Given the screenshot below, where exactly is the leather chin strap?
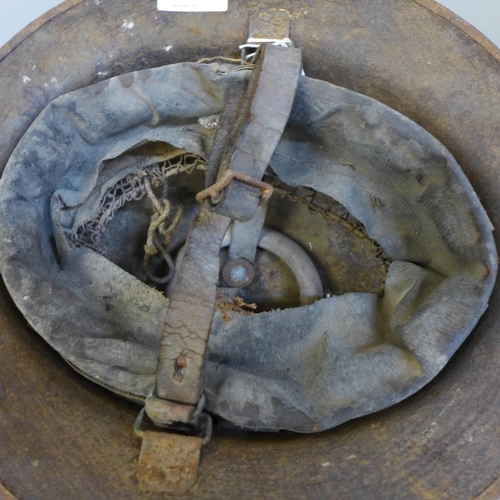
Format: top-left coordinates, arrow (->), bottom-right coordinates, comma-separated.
137,43 -> 302,494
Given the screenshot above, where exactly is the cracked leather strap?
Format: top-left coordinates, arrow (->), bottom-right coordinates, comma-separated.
203,44 -> 303,222
147,44 -> 303,426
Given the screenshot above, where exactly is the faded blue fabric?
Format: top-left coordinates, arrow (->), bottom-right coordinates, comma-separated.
0,63 -> 496,432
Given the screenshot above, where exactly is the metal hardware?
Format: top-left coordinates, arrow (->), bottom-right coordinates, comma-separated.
136,431 -> 203,494
228,201 -> 269,264
222,227 -> 324,306
240,9 -> 291,61
196,169 -> 274,205
2,3 -> 500,499
136,395 -> 213,445
222,257 -> 256,288
241,38 -> 295,62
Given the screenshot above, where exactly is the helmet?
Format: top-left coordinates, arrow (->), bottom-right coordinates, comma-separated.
0,2 -> 499,498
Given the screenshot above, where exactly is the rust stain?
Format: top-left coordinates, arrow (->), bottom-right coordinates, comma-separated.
0,0 -> 500,499
412,0 -> 500,63
0,0 -> 85,62
475,475 -> 500,500
0,483 -> 18,500
136,431 -> 202,494
216,291 -> 257,322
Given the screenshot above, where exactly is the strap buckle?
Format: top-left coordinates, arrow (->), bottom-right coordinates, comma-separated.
196,169 -> 274,205
135,394 -> 213,445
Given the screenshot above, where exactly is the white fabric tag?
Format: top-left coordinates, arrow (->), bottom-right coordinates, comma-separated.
157,0 -> 228,12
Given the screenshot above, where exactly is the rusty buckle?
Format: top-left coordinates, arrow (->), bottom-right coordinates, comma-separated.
195,169 -> 274,205
137,393 -> 213,443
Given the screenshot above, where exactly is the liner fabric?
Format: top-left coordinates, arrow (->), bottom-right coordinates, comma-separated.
0,63 -> 496,432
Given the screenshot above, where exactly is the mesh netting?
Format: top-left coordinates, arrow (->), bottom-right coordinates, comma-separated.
0,62 -> 495,432
65,153 -> 206,255
263,172 -> 392,272
64,153 -> 390,282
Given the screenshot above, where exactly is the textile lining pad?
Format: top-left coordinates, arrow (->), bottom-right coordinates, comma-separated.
0,62 -> 496,432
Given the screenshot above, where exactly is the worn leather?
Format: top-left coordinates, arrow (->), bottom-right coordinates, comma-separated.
0,62 -> 496,432
151,46 -> 303,419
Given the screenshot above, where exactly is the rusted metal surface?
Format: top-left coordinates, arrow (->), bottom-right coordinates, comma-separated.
413,0 -> 500,62
145,397 -> 197,426
222,258 -> 256,288
223,226 -> 325,303
475,476 -> 500,500
0,0 -> 84,62
255,227 -> 324,306
248,9 -> 291,41
0,0 -> 500,499
196,169 -> 274,205
0,483 -> 18,500
265,184 -> 388,298
137,432 -> 202,494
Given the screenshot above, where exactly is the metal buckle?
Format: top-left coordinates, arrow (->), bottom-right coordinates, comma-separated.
240,37 -> 295,63
196,169 -> 274,206
135,396 -> 212,493
135,407 -> 213,445
135,394 -> 213,445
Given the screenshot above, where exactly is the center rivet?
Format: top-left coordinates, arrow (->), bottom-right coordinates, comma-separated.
222,258 -> 255,288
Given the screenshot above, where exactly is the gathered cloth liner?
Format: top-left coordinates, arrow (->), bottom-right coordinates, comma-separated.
0,62 -> 496,432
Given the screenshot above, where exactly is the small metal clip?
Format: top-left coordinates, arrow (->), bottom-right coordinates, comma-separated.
196,169 -> 274,206
240,9 -> 293,62
135,393 -> 212,445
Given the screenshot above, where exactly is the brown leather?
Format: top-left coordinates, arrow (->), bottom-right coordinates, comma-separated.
149,44 -> 303,425
205,44 -> 303,222
154,208 -> 230,412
